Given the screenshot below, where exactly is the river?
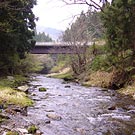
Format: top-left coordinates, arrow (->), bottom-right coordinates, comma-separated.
2,74 -> 135,135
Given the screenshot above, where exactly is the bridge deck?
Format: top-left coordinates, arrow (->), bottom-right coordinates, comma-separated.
31,45 -> 87,54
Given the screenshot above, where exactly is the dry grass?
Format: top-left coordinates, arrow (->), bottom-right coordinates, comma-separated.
0,86 -> 33,107
118,83 -> 135,99
82,71 -> 113,88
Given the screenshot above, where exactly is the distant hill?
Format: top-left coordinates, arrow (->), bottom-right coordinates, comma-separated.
36,26 -> 63,41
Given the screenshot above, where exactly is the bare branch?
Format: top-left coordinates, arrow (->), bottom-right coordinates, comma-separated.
61,0 -> 104,11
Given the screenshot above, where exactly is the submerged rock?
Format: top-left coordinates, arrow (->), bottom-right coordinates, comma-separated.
44,119 -> 51,124
39,87 -> 47,92
65,85 -> 71,88
46,113 -> 62,121
17,128 -> 28,134
74,128 -> 85,134
108,106 -> 116,110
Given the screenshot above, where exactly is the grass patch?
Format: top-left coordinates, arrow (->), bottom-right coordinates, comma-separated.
6,131 -> 19,135
118,82 -> 135,98
52,72 -> 74,81
0,86 -> 33,107
0,75 -> 28,88
82,71 -> 113,88
51,62 -> 66,73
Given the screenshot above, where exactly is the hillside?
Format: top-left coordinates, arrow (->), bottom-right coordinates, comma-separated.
36,26 -> 63,41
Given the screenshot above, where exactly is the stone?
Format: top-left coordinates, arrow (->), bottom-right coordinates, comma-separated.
7,76 -> 14,80
44,119 -> 51,124
2,132 -> 7,135
17,85 -> 29,93
17,128 -> 28,134
39,87 -> 47,92
44,109 -> 54,112
0,104 -> 4,109
74,128 -> 85,134
127,110 -> 135,114
46,113 -> 62,121
31,93 -> 36,96
108,106 -> 116,110
65,85 -> 71,88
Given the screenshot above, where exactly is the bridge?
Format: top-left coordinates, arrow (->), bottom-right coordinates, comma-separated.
30,42 -> 90,54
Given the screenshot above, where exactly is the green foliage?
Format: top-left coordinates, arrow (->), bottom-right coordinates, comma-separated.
100,0 -> 135,88
51,54 -> 70,73
91,55 -> 109,71
0,0 -> 37,75
28,125 -> 38,134
17,54 -> 54,74
87,10 -> 103,38
101,0 -> 135,70
6,131 -> 19,135
0,75 -> 27,88
34,31 -> 53,42
62,10 -> 103,42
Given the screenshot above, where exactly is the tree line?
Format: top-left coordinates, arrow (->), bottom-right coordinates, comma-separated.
34,31 -> 53,42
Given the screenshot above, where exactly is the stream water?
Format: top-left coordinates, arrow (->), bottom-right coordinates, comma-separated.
25,74 -> 135,135
2,74 -> 135,135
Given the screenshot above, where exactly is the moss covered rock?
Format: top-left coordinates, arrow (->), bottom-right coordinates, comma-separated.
39,87 -> 47,92
28,125 -> 38,134
6,131 -> 19,135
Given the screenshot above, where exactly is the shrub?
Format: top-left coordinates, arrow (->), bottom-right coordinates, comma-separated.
28,125 -> 38,134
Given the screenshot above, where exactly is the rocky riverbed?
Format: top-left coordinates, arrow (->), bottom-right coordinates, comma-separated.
1,74 -> 135,135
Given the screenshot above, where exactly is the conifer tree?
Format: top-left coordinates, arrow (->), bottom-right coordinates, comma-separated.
0,0 -> 37,74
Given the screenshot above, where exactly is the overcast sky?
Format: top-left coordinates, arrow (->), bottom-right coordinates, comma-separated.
33,0 -> 89,30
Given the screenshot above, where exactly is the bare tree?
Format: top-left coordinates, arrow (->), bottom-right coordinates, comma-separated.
62,12 -> 90,75
62,10 -> 103,75
61,0 -> 109,12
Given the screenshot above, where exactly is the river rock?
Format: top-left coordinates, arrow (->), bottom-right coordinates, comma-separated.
74,128 -> 85,134
7,76 -> 14,80
108,106 -> 116,110
3,131 -> 7,135
17,85 -> 29,93
65,85 -> 71,88
127,110 -> 135,114
44,119 -> 51,124
46,113 -> 62,121
17,128 -> 28,134
39,87 -> 47,92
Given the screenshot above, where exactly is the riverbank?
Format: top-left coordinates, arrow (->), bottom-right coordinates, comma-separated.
1,74 -> 135,134
49,68 -> 135,100
0,75 -> 41,134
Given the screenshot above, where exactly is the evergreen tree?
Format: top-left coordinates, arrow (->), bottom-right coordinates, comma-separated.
101,0 -> 135,87
0,0 -> 37,74
34,32 -> 53,42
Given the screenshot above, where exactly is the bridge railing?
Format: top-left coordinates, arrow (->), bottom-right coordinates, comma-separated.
35,42 -> 93,46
